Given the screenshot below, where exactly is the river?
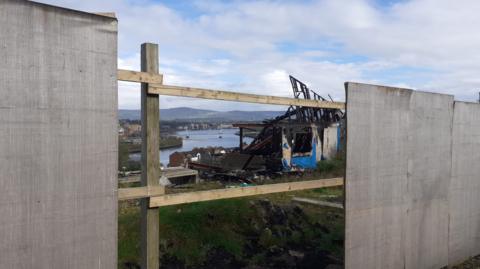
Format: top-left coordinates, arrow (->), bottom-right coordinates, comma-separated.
130,128 -> 253,166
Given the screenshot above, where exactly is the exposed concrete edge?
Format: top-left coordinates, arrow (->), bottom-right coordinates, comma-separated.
454,100 -> 480,105
345,81 -> 413,92
93,12 -> 117,18
344,81 -> 455,99
29,0 -> 118,20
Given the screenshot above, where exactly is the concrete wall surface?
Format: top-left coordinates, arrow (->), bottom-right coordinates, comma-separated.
322,124 -> 339,160
449,101 -> 480,265
0,1 -> 118,268
345,82 -> 462,269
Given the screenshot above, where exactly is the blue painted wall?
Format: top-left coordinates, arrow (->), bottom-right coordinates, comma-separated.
290,141 -> 317,169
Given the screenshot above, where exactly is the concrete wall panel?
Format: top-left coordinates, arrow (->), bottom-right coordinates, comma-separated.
345,82 -> 454,269
345,83 -> 410,269
404,91 -> 452,269
449,101 -> 480,265
0,1 -> 117,268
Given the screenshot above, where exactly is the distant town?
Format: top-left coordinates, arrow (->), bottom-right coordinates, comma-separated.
117,118 -> 239,171
118,119 -> 235,139
117,108 -> 286,171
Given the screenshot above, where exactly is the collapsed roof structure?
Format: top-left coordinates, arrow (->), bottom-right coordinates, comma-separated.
187,76 -> 345,181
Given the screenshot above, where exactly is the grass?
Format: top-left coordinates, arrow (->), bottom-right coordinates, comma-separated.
117,155 -> 346,268
118,202 -> 140,266
316,154 -> 345,178
118,186 -> 344,268
158,199 -> 251,266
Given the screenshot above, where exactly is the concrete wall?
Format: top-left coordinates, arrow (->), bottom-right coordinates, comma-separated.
0,1 -> 117,268
323,124 -> 339,159
344,82 -> 470,269
449,102 -> 480,265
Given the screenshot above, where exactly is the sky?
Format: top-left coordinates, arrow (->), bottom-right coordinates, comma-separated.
38,0 -> 480,111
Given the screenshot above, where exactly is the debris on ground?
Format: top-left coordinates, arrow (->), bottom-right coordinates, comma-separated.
452,255 -> 480,269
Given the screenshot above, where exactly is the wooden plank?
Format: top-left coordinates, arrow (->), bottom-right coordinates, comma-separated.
118,186 -> 166,201
149,178 -> 343,207
118,69 -> 163,84
140,43 -> 163,269
162,167 -> 198,179
148,84 -> 345,109
292,197 -> 343,209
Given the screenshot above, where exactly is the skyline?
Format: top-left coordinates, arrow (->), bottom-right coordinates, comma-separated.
39,0 -> 480,111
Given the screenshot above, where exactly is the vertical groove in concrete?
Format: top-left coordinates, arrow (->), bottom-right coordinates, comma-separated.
0,1 -> 118,268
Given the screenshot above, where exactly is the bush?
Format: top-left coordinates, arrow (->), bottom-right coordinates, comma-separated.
316,155 -> 345,176
118,141 -> 130,170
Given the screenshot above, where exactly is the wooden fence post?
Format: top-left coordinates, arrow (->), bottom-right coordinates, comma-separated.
140,43 -> 164,269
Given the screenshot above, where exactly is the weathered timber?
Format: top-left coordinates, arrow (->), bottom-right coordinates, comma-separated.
149,178 -> 344,207
118,186 -> 165,201
140,43 -> 163,269
148,84 -> 345,109
118,69 -> 163,84
292,197 -> 344,209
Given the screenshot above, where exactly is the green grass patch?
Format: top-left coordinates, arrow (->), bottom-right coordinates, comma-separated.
316,154 -> 345,178
117,190 -> 345,268
158,199 -> 252,266
118,204 -> 140,267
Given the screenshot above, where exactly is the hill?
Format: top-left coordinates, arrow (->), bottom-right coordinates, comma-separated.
119,107 -> 285,122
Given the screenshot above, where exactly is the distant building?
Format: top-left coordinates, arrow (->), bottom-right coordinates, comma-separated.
118,126 -> 125,137
124,123 -> 141,136
218,123 -> 233,129
169,152 -> 187,167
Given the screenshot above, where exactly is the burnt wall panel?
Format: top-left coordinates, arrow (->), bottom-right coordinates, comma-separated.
0,1 -> 117,268
345,82 -> 453,269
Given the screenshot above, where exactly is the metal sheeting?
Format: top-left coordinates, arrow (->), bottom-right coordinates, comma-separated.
345,82 -> 454,269
449,102 -> 480,265
0,1 -> 117,268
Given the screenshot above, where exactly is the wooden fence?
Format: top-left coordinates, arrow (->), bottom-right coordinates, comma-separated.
117,43 -> 345,269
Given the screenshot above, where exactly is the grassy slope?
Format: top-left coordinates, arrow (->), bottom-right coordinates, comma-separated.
118,190 -> 344,268
118,157 -> 345,268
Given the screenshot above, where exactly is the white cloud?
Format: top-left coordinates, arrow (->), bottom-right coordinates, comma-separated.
37,0 -> 480,110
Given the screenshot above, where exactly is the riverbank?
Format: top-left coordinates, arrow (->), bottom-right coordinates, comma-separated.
122,136 -> 183,153
129,129 -> 253,167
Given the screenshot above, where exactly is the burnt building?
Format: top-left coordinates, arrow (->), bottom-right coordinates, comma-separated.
187,76 -> 344,180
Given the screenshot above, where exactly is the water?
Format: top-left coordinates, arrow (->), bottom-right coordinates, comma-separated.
130,128 -> 253,166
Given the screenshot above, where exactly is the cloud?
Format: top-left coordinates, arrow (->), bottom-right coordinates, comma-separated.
37,0 -> 480,110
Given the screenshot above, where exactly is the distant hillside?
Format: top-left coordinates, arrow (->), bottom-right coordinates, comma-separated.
119,107 -> 285,122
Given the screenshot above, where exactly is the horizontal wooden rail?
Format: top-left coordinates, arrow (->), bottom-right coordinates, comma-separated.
118,69 -> 163,84
116,69 -> 345,109
148,84 -> 345,109
149,177 -> 343,207
118,186 -> 165,201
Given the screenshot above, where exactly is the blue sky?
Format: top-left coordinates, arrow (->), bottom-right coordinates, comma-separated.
39,0 -> 480,110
